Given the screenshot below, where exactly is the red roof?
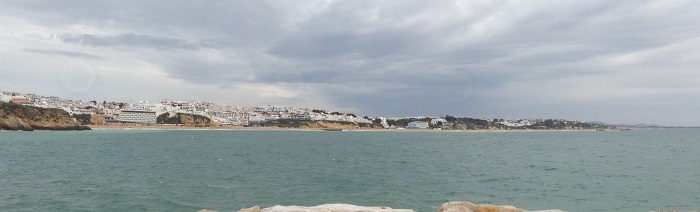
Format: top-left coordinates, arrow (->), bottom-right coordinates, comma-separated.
10,97 -> 30,103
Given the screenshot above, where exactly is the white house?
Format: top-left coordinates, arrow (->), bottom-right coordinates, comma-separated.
378,117 -> 389,128
431,118 -> 448,126
0,93 -> 10,103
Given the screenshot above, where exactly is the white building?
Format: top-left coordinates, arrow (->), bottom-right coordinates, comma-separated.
0,93 -> 10,102
103,109 -> 115,119
407,121 -> 429,129
120,110 -> 157,124
431,118 -> 448,126
499,119 -> 532,127
378,117 -> 389,128
248,116 -> 267,123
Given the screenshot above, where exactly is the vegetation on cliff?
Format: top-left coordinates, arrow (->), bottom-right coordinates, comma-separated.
0,102 -> 90,131
72,114 -> 93,125
72,114 -> 106,125
156,112 -> 183,124
156,112 -> 212,127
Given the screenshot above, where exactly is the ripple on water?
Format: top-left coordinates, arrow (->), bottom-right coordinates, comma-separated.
1,129 -> 700,212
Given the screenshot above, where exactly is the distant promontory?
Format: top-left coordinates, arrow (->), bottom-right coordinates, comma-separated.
0,102 -> 90,131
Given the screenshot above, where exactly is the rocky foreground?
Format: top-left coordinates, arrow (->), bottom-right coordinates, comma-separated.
200,202 -> 567,212
0,102 -> 90,131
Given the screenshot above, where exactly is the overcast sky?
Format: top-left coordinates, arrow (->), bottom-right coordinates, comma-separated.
1,1 -> 699,126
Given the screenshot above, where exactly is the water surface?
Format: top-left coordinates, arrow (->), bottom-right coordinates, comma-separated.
1,129 -> 699,211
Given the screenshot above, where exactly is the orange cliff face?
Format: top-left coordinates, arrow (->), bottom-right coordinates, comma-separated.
177,113 -> 212,127
0,102 -> 91,131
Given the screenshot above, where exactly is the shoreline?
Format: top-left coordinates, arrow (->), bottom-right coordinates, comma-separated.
86,124 -> 622,132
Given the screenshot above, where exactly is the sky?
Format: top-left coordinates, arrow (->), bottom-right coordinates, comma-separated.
1,1 -> 699,126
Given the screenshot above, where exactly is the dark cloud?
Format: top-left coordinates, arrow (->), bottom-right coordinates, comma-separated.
2,1 -> 700,125
150,54 -> 253,85
268,29 -> 422,59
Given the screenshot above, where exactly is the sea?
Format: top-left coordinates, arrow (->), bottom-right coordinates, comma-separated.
1,129 -> 699,212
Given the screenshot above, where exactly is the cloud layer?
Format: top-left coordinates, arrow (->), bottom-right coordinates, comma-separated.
1,0 -> 699,125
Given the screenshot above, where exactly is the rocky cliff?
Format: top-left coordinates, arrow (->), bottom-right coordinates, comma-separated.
157,112 -> 213,127
178,113 -> 212,127
0,102 -> 91,131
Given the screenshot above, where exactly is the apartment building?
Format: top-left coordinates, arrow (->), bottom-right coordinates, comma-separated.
120,110 -> 157,124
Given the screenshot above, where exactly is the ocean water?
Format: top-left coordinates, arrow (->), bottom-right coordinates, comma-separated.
1,129 -> 699,212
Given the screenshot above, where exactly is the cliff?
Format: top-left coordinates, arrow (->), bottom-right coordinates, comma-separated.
178,113 -> 212,127
0,102 -> 91,131
157,112 -> 213,127
72,113 -> 106,125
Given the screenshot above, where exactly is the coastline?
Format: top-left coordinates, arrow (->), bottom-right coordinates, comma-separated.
86,124 -> 618,132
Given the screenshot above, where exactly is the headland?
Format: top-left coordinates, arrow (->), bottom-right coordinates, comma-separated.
0,102 -> 90,131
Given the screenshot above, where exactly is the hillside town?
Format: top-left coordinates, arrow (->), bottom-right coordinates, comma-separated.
0,89 -> 612,130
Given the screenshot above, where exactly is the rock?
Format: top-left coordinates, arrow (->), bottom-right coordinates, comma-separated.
178,113 -> 211,127
199,209 -> 219,212
0,115 -> 33,131
438,201 -> 526,212
239,205 -> 261,212
239,204 -> 414,212
233,203 -> 565,212
90,114 -> 105,125
0,102 -> 90,131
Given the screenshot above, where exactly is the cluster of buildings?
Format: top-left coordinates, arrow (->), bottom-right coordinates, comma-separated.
2,90 -> 585,129
1,91 -> 98,114
399,118 -> 579,129
0,90 -> 372,126
498,119 -> 533,127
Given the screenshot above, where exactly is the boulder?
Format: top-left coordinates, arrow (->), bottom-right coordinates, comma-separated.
239,204 -> 414,212
239,205 -> 261,212
438,201 -> 526,212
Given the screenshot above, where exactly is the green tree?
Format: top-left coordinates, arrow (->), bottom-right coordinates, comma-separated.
72,114 -> 92,125
543,119 -> 555,128
156,112 -> 183,124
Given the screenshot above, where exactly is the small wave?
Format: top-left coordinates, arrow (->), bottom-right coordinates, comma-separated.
477,177 -> 503,183
204,182 -> 230,189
